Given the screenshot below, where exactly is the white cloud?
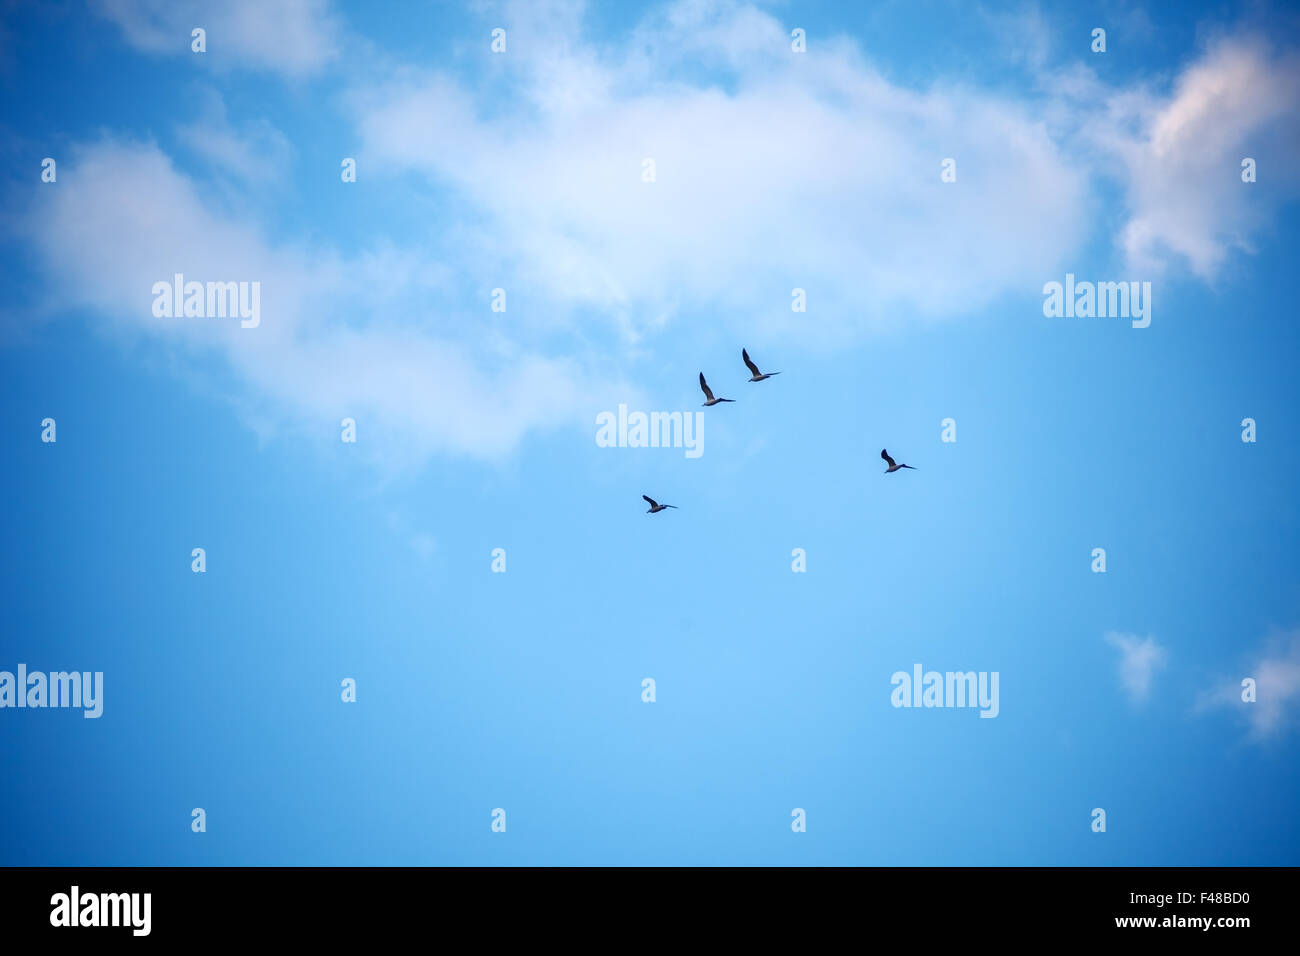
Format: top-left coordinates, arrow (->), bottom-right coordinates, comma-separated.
17,139 -> 629,466
1199,630 -> 1300,740
1104,631 -> 1168,704
1051,35 -> 1300,278
92,0 -> 341,76
351,0 -> 1092,345
1121,39 -> 1300,276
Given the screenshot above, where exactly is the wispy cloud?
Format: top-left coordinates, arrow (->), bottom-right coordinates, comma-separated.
1198,629 -> 1300,740
1104,631 -> 1168,704
15,139 -> 632,467
91,0 -> 342,76
175,88 -> 293,186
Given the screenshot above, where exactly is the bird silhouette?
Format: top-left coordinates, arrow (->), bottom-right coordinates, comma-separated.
643,495 -> 678,514
881,449 -> 916,473
742,348 -> 781,382
699,372 -> 735,406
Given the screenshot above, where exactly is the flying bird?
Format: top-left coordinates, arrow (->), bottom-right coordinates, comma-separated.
881,449 -> 916,473
742,348 -> 781,382
698,372 -> 735,406
643,495 -> 678,514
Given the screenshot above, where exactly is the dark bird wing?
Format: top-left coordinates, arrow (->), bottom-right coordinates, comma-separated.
642,495 -> 658,508
742,349 -> 761,378
699,373 -> 715,402
881,449 -> 897,468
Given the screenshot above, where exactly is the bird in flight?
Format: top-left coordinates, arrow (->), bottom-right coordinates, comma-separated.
881,449 -> 916,473
742,348 -> 781,382
698,372 -> 735,406
643,495 -> 678,514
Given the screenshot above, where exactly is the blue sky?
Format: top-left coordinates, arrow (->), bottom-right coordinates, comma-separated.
1,0 -> 1299,865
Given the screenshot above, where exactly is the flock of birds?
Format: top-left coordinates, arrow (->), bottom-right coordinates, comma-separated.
643,348 -> 915,514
